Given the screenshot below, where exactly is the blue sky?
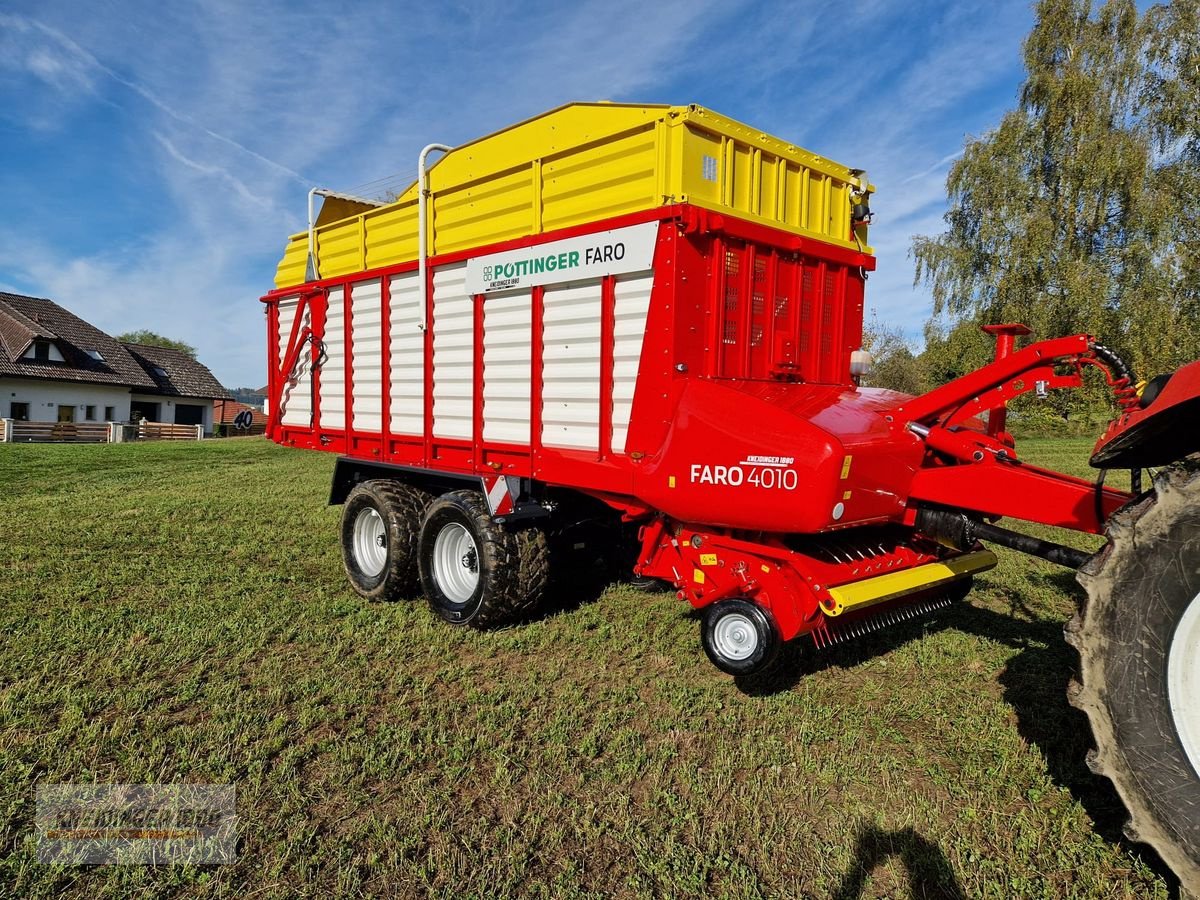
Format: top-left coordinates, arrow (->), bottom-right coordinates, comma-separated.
0,1 -> 1033,388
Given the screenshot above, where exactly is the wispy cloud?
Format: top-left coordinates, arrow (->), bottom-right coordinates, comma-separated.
899,150 -> 963,186
1,12 -> 310,185
153,133 -> 277,213
0,12 -> 95,95
0,231 -> 268,389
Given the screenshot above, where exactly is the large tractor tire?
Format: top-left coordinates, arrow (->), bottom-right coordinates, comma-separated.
418,490 -> 549,629
1070,460 -> 1200,892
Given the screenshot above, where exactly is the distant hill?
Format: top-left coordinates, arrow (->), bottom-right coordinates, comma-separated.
229,386 -> 266,406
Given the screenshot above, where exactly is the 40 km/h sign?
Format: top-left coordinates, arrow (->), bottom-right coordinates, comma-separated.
233,409 -> 255,430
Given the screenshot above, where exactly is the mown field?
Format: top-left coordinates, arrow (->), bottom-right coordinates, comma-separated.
0,438 -> 1174,898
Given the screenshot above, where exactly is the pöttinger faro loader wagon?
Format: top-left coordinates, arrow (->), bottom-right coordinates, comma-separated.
262,103 -> 1200,888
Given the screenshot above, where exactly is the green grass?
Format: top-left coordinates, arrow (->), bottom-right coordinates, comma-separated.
0,437 -> 1171,898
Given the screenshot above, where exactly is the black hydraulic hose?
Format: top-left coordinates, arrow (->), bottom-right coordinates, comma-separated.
1089,340 -> 1133,384
973,521 -> 1092,570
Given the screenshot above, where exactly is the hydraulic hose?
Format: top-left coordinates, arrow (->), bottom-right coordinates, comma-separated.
1089,341 -> 1133,384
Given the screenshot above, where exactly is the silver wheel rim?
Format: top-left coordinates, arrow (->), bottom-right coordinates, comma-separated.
1168,590 -> 1200,777
353,507 -> 387,577
432,523 -> 479,604
713,612 -> 759,662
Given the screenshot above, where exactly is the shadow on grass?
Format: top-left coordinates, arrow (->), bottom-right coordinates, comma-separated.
732,590 -> 1182,895
832,823 -> 964,900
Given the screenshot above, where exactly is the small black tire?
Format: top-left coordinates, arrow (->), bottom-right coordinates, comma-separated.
418,490 -> 548,629
1071,460 -> 1200,892
700,598 -> 781,676
946,575 -> 975,604
340,480 -> 430,601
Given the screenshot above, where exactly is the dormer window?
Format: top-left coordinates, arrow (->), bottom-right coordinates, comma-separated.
85,349 -> 105,361
151,365 -> 168,377
22,340 -> 64,362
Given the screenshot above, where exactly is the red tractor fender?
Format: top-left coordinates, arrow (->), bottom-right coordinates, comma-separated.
1092,358 -> 1200,468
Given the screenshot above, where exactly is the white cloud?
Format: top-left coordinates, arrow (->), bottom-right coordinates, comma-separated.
0,232 -> 268,388
0,13 -> 95,95
153,133 -> 278,213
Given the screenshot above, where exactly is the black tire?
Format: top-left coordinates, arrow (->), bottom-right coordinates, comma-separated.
1070,460 -> 1200,892
418,490 -> 548,629
340,480 -> 430,601
946,574 -> 975,604
700,598 -> 781,676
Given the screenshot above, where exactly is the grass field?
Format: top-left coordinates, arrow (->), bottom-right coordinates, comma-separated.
0,437 -> 1174,898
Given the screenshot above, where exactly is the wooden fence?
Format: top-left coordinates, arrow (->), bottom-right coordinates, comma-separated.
0,419 -> 205,443
137,422 -> 204,441
5,421 -> 111,443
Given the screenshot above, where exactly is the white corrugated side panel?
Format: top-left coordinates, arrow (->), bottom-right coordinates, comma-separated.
611,270 -> 653,454
322,286 -> 347,428
542,278 -> 602,451
351,278 -> 383,432
276,296 -> 312,427
482,288 -> 532,444
388,271 -> 424,436
432,262 -> 473,439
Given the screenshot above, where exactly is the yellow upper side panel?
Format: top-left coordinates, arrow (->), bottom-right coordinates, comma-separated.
273,103 -> 871,289
276,235 -> 309,289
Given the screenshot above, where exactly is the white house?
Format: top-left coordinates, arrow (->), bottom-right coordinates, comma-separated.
0,291 -> 230,435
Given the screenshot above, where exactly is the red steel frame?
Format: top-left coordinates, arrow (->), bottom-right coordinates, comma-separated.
263,203 -> 1136,643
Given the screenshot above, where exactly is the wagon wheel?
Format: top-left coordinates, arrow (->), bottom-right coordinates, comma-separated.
340,480 -> 431,601
418,490 -> 548,628
1070,459 -> 1200,893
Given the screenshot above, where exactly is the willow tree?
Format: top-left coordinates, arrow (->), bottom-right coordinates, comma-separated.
912,0 -> 1200,414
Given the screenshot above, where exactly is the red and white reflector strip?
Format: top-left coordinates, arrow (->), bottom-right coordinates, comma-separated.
484,476 -> 515,516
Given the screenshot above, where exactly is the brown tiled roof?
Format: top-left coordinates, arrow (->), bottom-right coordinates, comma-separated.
212,399 -> 267,425
0,298 -> 57,359
123,343 -> 231,400
0,292 -> 158,388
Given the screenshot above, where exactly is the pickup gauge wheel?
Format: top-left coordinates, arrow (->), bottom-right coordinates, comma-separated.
419,490 -> 548,628
701,598 -> 781,676
340,480 -> 430,601
1072,460 -> 1200,892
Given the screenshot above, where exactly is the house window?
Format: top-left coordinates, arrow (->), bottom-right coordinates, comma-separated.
174,403 -> 205,426
85,405 -> 96,421
130,400 -> 160,422
86,349 -> 105,361
104,406 -> 115,421
151,365 -> 168,378
10,402 -> 28,421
